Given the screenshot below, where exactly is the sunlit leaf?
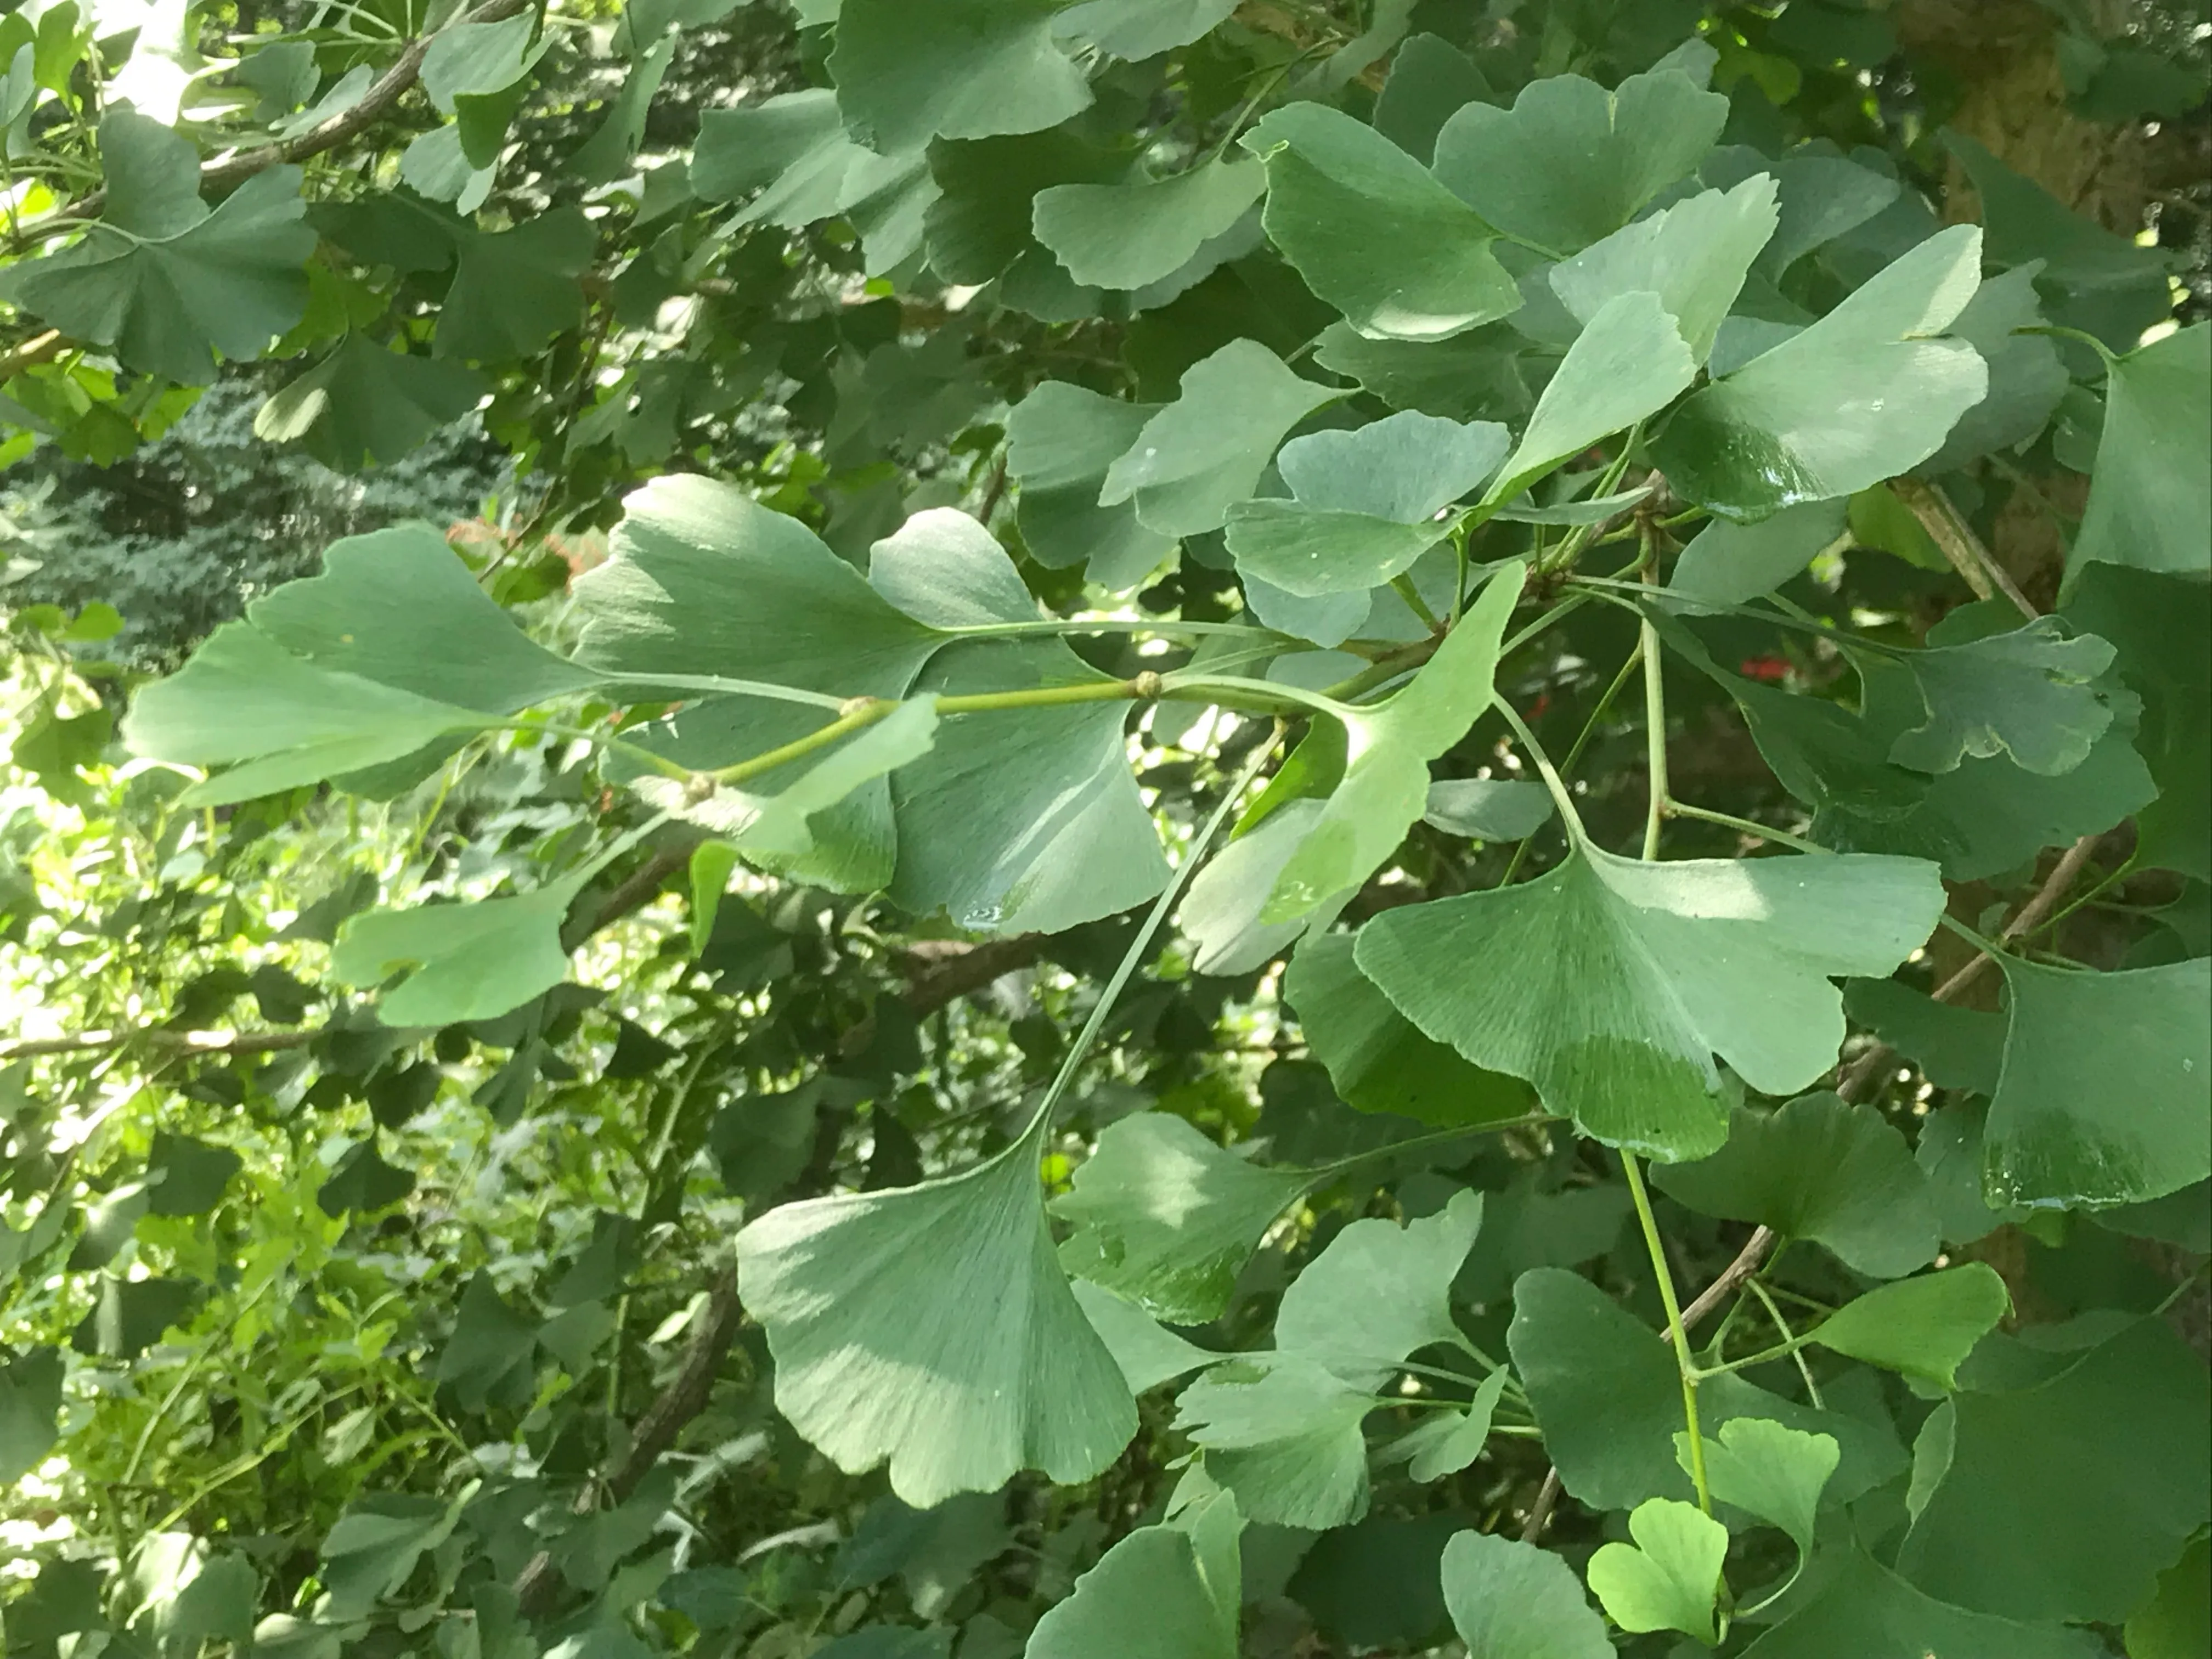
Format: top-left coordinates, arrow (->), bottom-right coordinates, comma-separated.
1585,1498 -> 1728,1643
1810,1263 -> 2010,1388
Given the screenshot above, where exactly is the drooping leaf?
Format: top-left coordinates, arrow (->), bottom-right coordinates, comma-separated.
1098,340 -> 1339,537
1668,499 -> 1848,607
1483,291 -> 1695,507
1262,559 -> 1524,921
1652,227 -> 1990,518
1312,320 -> 1535,424
0,1349 -> 64,1483
0,112 -> 312,385
1283,930 -> 1537,1127
1422,777 -> 1554,840
1054,1112 -> 1315,1325
2070,322 -> 2210,577
1032,158 -> 1264,291
122,623 -> 493,807
1549,176 -> 1779,362
433,210 -> 596,363
1025,1483 -> 1242,1659
1920,264 -> 2070,474
434,1272 -> 540,1412
1003,381 -> 1175,589
1650,1093 -> 1940,1279
925,129 -> 1121,295
1885,619 -> 2118,776
1223,410 -> 1506,596
1898,1317 -> 2211,1624
1239,102 -> 1519,341
1681,1417 -> 1838,1553
1173,1356 -> 1375,1529
319,1493 -> 464,1620
1070,1282 -> 1218,1395
72,1277 -> 199,1359
1388,1368 -> 1508,1481
317,1141 -> 416,1216
1737,1540 -> 2105,1659
1982,955 -> 2212,1209
1357,840 -> 1945,1160
735,1117 -> 1136,1508
144,1132 -> 242,1218
1180,800 -> 1337,975
1585,1498 -> 1729,1644
828,0 -> 1092,153
1272,1189 -> 1485,1386
255,335 -> 487,471
1431,62 -> 1728,253
1054,0 -> 1239,60
1810,1263 -> 2010,1388
1439,1530 -> 1612,1659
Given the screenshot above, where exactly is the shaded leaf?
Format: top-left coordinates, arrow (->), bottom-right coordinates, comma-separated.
1033,157 -> 1263,290
2072,322 -> 2209,578
1812,1263 -> 2010,1388
433,209 -> 596,363
1273,1188 -> 1485,1387
1174,1356 -> 1374,1529
1886,619 -> 2117,776
254,335 -> 486,471
1004,381 -> 1175,589
0,1348 -> 64,1483
1669,499 -> 1847,607
1440,1530 -> 1612,1659
1738,1539 -> 2104,1659
1550,176 -> 1778,362
1681,1416 -> 1838,1552
829,0 -> 1091,153
1025,1485 -> 1241,1659
331,871 -> 591,1029
1071,1282 -> 1218,1394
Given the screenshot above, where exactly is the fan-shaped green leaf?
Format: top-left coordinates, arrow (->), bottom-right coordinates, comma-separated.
1032,157 -> 1263,290
1054,1113 -> 1315,1324
1003,381 -> 1175,589
1070,1282 -> 1218,1395
736,1115 -> 1136,1509
1586,1498 -> 1728,1643
433,209 -> 596,363
1651,1093 -> 1939,1279
1098,340 -> 1339,537
1026,1482 -> 1242,1659
1440,1531 -> 1612,1659
1679,1417 -> 1837,1552
1652,226 -> 1989,518
1240,102 -> 1519,341
1669,499 -> 1847,607
1886,619 -> 2118,776
1738,1541 -> 2104,1659
828,0 -> 1091,153
1180,800 -> 1341,975
1812,1263 -> 2010,1388
1273,1188 -> 1485,1386
331,870 -> 592,1029
1422,777 -> 1554,839
1055,0 -> 1239,60
1550,176 -> 1779,362
1174,1356 -> 1374,1529
255,336 -> 487,471
1388,1369 -> 1508,1481
2071,322 -> 2209,577
1357,839 -> 1945,1160
1431,63 -> 1727,254
1983,955 -> 2212,1209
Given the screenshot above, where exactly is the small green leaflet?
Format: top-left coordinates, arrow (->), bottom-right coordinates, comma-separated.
1272,1188 -> 1486,1387
433,210 -> 597,363
1810,1263 -> 2010,1389
1032,157 -> 1263,291
1025,1483 -> 1242,1659
1261,559 -> 1524,922
256,335 -> 487,471
1440,1531 -> 1612,1659
1679,1417 -> 1838,1554
331,870 -> 592,1029
1653,225 -> 1990,518
1585,1498 -> 1729,1643
0,112 -> 313,385
1053,1112 -> 1316,1325
1386,1369 -> 1509,1481
828,0 -> 1091,153
687,842 -> 738,956
1070,1282 -> 1218,1395
1983,955 -> 2212,1209
1178,800 -> 1338,975
319,1493 -> 465,1620
1669,498 -> 1847,606
1423,778 -> 1555,840
1003,381 -> 1173,590
1431,61 -> 1728,254
1651,1093 -> 1940,1279
1549,176 -> 1780,362
1174,1356 -> 1375,1529
1224,410 -> 1506,597
1098,340 -> 1339,537
1884,617 -> 2118,776
1240,101 -> 1520,341
2070,321 -> 2210,577
1356,839 -> 1945,1160
735,1111 -> 1136,1508
0,1350 -> 64,1485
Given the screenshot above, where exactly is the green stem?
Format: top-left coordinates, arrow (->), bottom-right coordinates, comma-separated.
514,719 -> 696,781
1391,572 -> 1442,630
1746,1278 -> 1824,1409
1623,1151 -> 1712,1514
1495,699 -> 1590,841
1499,641 -> 1642,886
1640,566 -> 1668,862
1667,800 -> 1829,855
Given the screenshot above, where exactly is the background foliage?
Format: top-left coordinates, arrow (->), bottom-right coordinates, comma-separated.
0,2 -> 2208,1657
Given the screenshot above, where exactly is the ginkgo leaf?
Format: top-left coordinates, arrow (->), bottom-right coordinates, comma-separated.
1387,1369 -> 1508,1481
1669,499 -> 1848,606
1272,1189 -> 1485,1387
255,335 -> 487,471
248,523 -> 604,714
1678,1417 -> 1838,1553
1440,1531 -> 1613,1659
432,210 -> 597,363
2070,321 -> 2209,578
331,871 -> 592,1028
1739,1541 -> 2106,1659
1811,1263 -> 2010,1388
1053,1112 -> 1316,1324
1025,1483 -> 1242,1659
1884,618 -> 2118,776
1983,955 -> 2212,1209
1174,1356 -> 1374,1529
1180,800 -> 1345,976
828,0 -> 1092,153
121,622 -> 493,808
1240,101 -> 1519,341
1431,62 -> 1728,253
0,112 -> 313,385
736,1114 -> 1136,1509
1098,340 -> 1339,537
1652,227 -> 1990,518
1356,839 -> 1946,1160
1261,560 -> 1524,922
1071,1282 -> 1218,1395
1651,1093 -> 1939,1279
1003,381 -> 1175,590
1224,410 -> 1507,596
1549,176 -> 1779,362
1283,931 -> 1537,1127
1422,777 -> 1555,840
1585,1498 -> 1728,1643
1483,292 -> 1695,509
1032,157 -> 1264,290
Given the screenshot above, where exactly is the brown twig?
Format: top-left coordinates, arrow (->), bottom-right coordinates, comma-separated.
1891,477 -> 2038,620
14,0 -> 532,242
0,329 -> 66,380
